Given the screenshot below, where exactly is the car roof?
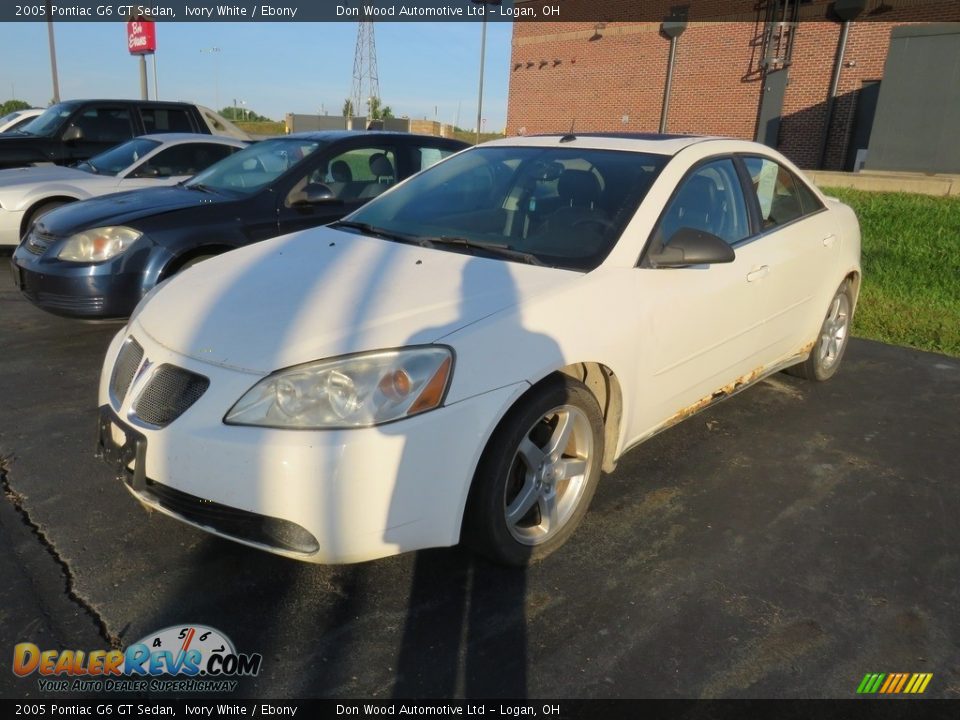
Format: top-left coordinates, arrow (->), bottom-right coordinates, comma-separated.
481,132 -> 718,156
51,99 -> 198,107
137,133 -> 248,145
283,130 -> 468,144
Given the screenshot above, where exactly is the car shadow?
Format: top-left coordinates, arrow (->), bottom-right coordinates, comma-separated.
383,257 -> 565,698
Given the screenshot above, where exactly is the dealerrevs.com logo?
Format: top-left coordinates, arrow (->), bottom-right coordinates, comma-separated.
13,624 -> 262,693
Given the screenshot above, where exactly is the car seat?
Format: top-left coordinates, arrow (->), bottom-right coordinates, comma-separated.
526,169 -> 610,257
660,174 -> 722,242
358,153 -> 395,199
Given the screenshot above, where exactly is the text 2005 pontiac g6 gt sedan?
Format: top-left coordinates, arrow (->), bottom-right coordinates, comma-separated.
96,134 -> 860,566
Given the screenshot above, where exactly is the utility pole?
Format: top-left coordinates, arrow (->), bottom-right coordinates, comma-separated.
476,13 -> 487,143
45,0 -> 60,103
152,53 -> 159,100
139,55 -> 148,100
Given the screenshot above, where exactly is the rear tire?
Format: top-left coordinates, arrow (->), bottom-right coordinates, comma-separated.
786,280 -> 854,382
462,375 -> 604,566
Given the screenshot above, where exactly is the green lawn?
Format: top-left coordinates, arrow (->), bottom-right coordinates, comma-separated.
821,187 -> 960,357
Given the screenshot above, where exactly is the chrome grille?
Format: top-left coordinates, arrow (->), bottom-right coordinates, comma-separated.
109,338 -> 143,406
133,364 -> 209,427
25,230 -> 54,255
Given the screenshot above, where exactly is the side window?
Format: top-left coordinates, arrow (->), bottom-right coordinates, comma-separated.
136,143 -> 237,178
743,157 -> 820,229
72,107 -> 134,144
141,108 -> 194,133
658,158 -> 750,246
410,145 -> 458,172
287,147 -> 397,205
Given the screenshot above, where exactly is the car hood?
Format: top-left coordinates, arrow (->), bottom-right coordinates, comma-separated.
0,165 -> 93,190
34,185 -> 227,236
134,226 -> 576,374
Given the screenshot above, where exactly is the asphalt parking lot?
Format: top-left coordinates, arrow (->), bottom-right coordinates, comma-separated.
1,257 -> 959,700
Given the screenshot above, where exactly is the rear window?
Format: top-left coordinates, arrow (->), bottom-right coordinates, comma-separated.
141,108 -> 194,133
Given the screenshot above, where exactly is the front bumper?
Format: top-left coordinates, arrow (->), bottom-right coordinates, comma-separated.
97,325 -> 524,564
11,240 -> 149,319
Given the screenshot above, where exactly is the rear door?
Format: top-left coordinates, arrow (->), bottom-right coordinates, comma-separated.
738,155 -> 838,359
138,105 -> 197,135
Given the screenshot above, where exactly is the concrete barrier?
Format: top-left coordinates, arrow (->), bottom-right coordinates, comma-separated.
808,170 -> 960,197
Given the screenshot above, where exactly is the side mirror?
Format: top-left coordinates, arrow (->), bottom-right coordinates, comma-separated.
62,126 -> 83,143
650,227 -> 735,268
293,183 -> 340,206
132,165 -> 161,178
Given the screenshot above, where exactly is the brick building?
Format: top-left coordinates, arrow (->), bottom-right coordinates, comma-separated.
505,0 -> 959,170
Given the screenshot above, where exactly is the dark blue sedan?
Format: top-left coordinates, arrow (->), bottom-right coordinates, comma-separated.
11,131 -> 467,319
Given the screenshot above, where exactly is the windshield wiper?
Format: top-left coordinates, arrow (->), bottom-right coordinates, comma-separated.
331,220 -> 425,246
77,161 -> 97,174
185,183 -> 217,194
419,235 -> 545,266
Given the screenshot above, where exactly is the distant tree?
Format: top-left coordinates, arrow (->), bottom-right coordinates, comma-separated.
342,98 -> 354,118
368,96 -> 393,121
219,106 -> 270,122
1,99 -> 31,115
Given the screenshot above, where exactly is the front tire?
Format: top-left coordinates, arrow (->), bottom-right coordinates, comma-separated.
24,199 -> 69,234
463,375 -> 604,566
787,280 -> 854,381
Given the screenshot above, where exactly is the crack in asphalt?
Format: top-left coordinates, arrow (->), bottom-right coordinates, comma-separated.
0,454 -> 121,649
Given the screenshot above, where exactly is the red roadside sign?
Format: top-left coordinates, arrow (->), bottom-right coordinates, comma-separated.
127,21 -> 156,55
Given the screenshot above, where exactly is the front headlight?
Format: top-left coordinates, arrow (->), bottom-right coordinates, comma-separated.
57,226 -> 141,262
224,347 -> 454,429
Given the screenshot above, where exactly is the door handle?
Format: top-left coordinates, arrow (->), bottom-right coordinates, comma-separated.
822,234 -> 837,247
746,266 -> 770,282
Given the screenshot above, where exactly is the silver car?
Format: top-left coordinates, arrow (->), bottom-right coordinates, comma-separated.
0,133 -> 247,246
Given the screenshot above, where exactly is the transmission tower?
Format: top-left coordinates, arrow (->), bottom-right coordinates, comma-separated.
350,21 -> 380,118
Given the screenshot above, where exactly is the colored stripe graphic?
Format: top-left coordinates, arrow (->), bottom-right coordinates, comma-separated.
879,674 -> 895,693
857,673 -> 932,694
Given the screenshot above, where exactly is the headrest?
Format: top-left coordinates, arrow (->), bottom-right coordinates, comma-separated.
369,153 -> 394,178
331,160 -> 352,183
558,169 -> 601,205
677,175 -> 717,205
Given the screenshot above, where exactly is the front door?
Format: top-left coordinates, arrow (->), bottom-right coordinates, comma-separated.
277,143 -> 401,236
630,157 -> 772,441
62,105 -> 136,163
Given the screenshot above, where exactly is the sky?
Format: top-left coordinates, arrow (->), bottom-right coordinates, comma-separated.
0,21 -> 514,131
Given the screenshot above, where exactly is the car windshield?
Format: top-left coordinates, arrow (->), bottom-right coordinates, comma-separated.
16,103 -> 77,137
0,110 -> 25,126
184,137 -> 325,195
76,137 -> 161,176
342,145 -> 669,271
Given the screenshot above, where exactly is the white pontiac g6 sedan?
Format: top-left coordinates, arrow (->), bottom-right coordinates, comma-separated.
96,134 -> 861,566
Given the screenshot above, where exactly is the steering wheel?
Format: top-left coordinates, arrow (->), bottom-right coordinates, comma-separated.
572,217 -> 613,233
